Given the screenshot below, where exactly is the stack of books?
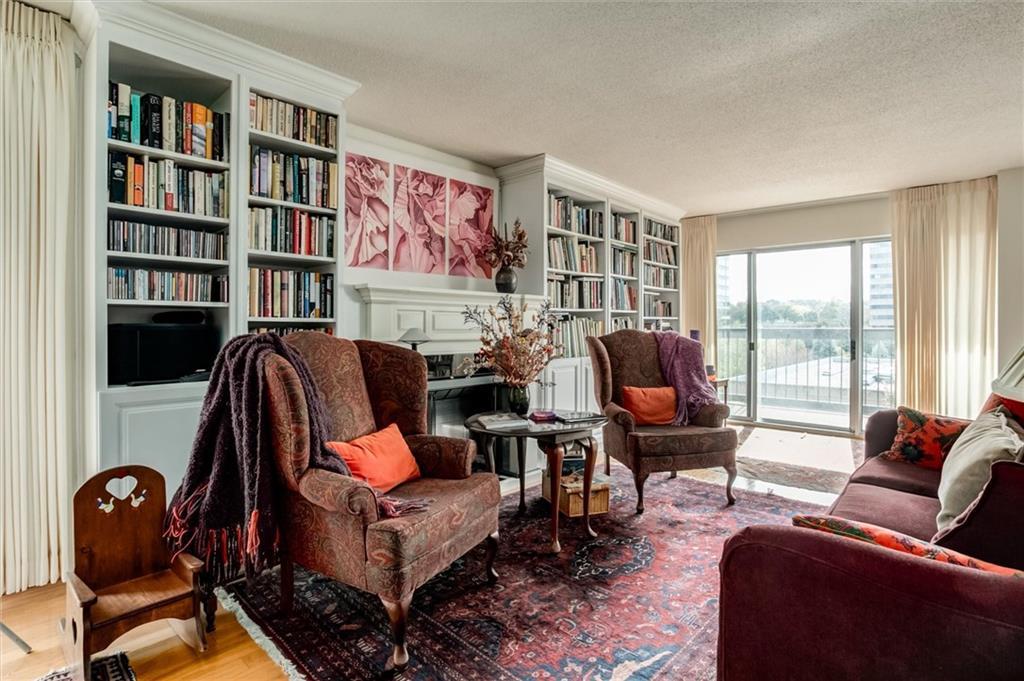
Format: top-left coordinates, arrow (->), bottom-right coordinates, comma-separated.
547,236 -> 578,271
612,215 -> 637,244
548,195 -> 605,237
108,220 -> 226,260
576,243 -> 599,273
555,316 -> 604,358
644,299 -> 674,317
644,242 -> 677,267
108,152 -> 229,217
250,146 -> 338,209
611,249 -> 636,277
645,219 -> 679,243
107,82 -> 229,161
611,280 -> 638,310
249,206 -> 335,257
249,93 -> 338,150
248,268 -> 334,319
107,268 -> 228,303
644,266 -> 677,289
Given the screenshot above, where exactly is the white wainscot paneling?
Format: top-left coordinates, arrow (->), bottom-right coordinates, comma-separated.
98,383 -> 207,496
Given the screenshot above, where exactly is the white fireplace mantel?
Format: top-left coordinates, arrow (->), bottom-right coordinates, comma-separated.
354,284 -> 546,354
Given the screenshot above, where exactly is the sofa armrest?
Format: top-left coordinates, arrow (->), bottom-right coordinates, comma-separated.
297,467 -> 379,525
864,409 -> 899,458
934,460 -> 1024,571
719,525 -> 1024,681
65,572 -> 97,608
604,402 -> 636,432
691,402 -> 730,427
405,434 -> 474,479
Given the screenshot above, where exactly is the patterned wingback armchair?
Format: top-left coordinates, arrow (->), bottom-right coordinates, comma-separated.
586,329 -> 738,513
263,332 -> 500,672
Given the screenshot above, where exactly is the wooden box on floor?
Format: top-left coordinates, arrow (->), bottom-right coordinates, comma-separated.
542,470 -> 611,517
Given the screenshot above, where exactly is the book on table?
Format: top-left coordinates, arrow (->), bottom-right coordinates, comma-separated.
477,413 -> 526,430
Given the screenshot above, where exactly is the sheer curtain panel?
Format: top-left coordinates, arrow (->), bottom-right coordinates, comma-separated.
681,215 -> 718,365
1,0 -> 83,593
892,177 -> 998,418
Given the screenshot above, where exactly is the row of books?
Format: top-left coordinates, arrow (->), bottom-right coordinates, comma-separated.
611,249 -> 636,277
645,299 -> 675,317
250,147 -> 339,209
548,237 -> 599,273
644,242 -> 677,267
107,267 -> 228,303
251,326 -> 335,336
555,316 -> 604,358
611,280 -> 638,311
249,93 -> 338,151
549,278 -> 602,310
548,195 -> 604,237
109,152 -> 229,218
108,220 -> 227,261
249,206 -> 335,257
612,316 -> 637,331
644,319 -> 675,331
644,266 -> 678,289
645,219 -> 679,243
612,215 -> 638,244
107,82 -> 228,161
248,268 -> 334,319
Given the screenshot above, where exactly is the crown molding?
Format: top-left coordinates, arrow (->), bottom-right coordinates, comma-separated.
94,0 -> 361,100
716,190 -> 890,219
496,154 -> 685,222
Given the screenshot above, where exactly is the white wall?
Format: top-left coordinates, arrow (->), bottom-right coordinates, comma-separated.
340,125 -> 501,338
997,167 -> 1024,369
716,193 -> 890,252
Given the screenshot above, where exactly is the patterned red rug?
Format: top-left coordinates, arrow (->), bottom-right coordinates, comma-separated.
218,467 -> 824,680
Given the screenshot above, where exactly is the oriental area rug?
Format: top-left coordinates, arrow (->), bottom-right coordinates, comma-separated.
218,468 -> 823,680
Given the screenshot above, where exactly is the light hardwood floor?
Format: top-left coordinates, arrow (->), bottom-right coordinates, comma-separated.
0,583 -> 283,680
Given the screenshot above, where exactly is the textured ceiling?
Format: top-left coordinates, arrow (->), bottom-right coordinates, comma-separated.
155,1 -> 1024,214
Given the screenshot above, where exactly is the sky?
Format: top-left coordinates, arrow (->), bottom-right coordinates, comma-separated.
721,245 -> 856,303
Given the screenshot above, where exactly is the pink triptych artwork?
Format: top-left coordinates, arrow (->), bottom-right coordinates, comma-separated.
344,153 -> 390,270
392,165 -> 447,274
343,152 -> 495,277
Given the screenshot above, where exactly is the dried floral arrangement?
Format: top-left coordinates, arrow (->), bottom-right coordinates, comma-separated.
460,296 -> 560,388
484,219 -> 529,269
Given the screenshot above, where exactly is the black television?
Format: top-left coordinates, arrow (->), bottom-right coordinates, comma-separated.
108,323 -> 219,385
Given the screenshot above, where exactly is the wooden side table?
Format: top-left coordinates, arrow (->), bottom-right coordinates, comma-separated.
465,412 -> 607,554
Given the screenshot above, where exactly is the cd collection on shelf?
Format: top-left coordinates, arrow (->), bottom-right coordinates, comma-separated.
250,146 -> 339,209
249,206 -> 335,257
249,93 -> 338,150
107,81 -> 229,161
612,215 -> 638,244
644,219 -> 679,243
548,194 -> 605,237
612,316 -> 637,331
107,267 -> 228,303
248,268 -> 334,319
611,280 -> 638,311
555,316 -> 604,358
108,152 -> 229,217
611,249 -> 636,277
251,326 -> 335,336
108,220 -> 226,260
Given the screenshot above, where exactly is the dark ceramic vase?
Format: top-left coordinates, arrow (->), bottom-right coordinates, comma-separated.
507,385 -> 530,416
495,265 -> 518,294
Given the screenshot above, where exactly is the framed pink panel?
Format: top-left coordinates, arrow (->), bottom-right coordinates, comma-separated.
344,153 -> 390,270
392,165 -> 447,274
447,180 -> 495,278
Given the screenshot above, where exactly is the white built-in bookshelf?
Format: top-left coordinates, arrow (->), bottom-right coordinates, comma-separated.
641,218 -> 681,329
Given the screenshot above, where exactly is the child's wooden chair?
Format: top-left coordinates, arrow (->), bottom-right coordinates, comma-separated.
61,465 -> 205,680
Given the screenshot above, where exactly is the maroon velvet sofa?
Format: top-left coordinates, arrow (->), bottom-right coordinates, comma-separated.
718,409 -> 1024,681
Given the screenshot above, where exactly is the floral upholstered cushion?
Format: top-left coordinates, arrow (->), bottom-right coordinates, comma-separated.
879,406 -> 971,469
792,515 -> 1024,577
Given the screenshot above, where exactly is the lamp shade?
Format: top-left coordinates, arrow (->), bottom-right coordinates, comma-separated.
992,345 -> 1024,401
397,328 -> 431,346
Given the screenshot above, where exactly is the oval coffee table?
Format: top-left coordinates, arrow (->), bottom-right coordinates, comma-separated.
465,411 -> 607,554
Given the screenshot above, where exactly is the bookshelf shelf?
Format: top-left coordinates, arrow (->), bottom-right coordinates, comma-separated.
644,315 -> 678,320
106,251 -> 229,269
107,299 -> 230,308
644,233 -> 676,246
107,139 -> 230,171
247,250 -> 336,266
642,259 -> 675,268
547,268 -> 603,279
107,203 -> 230,228
248,195 -> 336,216
609,239 -> 638,250
611,309 -> 637,314
248,128 -> 336,159
248,317 -> 336,324
610,273 -> 638,281
644,286 -> 678,294
551,308 -> 604,314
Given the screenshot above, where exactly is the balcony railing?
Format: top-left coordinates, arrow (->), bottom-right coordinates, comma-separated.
716,326 -> 896,423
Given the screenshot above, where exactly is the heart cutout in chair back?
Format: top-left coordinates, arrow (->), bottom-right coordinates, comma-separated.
105,475 -> 138,501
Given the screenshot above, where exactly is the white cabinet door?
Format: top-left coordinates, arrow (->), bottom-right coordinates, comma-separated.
579,360 -> 599,413
546,359 -> 581,412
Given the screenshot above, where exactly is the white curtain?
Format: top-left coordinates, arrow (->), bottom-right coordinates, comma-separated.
1,0 -> 83,593
681,215 -> 718,366
892,177 -> 997,418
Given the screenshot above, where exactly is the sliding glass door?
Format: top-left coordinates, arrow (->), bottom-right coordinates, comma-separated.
716,240 -> 895,433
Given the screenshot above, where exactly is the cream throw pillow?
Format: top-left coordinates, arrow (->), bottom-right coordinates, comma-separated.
935,406 -> 1024,533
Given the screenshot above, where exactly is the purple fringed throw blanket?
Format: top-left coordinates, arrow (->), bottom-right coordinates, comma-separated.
653,331 -> 719,425
164,333 -> 427,584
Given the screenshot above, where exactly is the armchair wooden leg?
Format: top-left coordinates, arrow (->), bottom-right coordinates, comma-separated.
280,552 -> 294,615
634,471 -> 650,514
725,463 -> 737,505
605,449 -> 611,476
668,471 -> 677,479
203,590 -> 218,633
484,531 -> 499,584
380,593 -> 413,672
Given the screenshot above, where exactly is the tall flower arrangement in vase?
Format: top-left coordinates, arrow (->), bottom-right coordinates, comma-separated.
461,296 -> 560,415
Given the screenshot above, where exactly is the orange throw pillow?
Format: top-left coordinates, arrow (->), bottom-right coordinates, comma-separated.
878,406 -> 971,470
621,386 -> 677,425
979,393 -> 1024,423
326,423 -> 420,493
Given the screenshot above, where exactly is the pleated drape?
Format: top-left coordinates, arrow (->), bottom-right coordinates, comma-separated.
681,215 -> 718,366
892,177 -> 997,418
1,0 -> 83,593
